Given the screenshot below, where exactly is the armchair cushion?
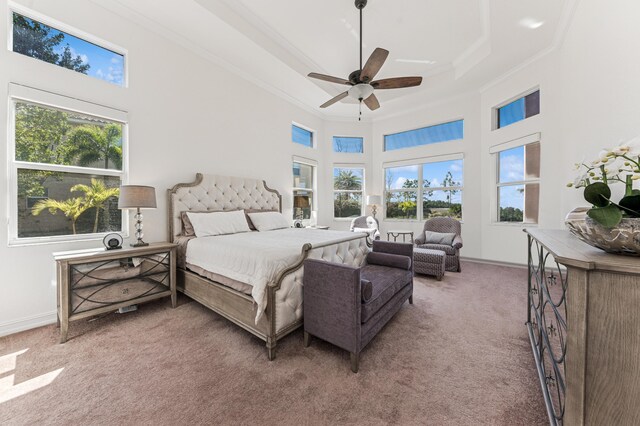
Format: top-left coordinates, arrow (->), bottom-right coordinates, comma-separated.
424,231 -> 456,246
366,252 -> 411,270
416,243 -> 457,255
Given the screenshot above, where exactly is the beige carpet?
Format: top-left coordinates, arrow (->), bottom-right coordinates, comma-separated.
1,261 -> 546,425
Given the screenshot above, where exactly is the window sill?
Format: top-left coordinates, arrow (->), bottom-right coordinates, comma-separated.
490,222 -> 538,227
9,231 -> 129,248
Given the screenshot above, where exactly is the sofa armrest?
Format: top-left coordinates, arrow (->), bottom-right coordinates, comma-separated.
366,252 -> 411,270
372,240 -> 413,258
303,259 -> 362,353
452,234 -> 463,250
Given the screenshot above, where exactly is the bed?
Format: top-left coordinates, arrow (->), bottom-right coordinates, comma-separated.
168,173 -> 369,359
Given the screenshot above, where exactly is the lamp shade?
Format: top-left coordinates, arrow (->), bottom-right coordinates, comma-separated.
118,185 -> 157,209
366,195 -> 382,206
294,195 -> 310,208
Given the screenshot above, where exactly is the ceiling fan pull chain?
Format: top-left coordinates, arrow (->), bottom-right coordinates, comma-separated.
359,98 -> 362,121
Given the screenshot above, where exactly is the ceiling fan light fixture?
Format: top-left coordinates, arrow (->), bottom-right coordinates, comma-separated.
348,83 -> 374,100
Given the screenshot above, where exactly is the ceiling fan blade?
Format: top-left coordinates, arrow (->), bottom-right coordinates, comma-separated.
320,91 -> 349,108
360,48 -> 389,82
308,72 -> 351,85
371,76 -> 423,89
363,93 -> 380,111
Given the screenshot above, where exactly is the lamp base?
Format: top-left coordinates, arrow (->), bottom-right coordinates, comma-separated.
130,241 -> 149,247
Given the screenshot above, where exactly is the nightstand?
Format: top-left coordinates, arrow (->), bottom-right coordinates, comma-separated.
54,242 -> 177,343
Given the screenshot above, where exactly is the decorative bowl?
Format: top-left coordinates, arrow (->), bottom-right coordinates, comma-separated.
565,207 -> 640,256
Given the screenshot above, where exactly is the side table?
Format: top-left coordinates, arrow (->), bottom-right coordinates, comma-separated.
387,230 -> 414,243
54,242 -> 177,343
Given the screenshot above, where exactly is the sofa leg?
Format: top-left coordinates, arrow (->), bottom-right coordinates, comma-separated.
437,275 -> 442,281
409,295 -> 413,304
303,331 -> 311,348
350,352 -> 360,373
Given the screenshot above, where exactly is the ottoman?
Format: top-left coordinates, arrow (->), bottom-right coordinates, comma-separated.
413,248 -> 446,280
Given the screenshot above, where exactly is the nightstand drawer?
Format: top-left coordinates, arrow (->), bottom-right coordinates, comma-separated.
71,277 -> 169,314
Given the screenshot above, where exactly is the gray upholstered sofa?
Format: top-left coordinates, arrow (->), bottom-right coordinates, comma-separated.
414,217 -> 463,272
303,241 -> 413,373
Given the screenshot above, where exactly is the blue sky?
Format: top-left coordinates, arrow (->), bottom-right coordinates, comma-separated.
292,125 -> 313,147
333,136 -> 363,153
498,146 -> 525,208
18,15 -> 124,86
498,98 -> 526,128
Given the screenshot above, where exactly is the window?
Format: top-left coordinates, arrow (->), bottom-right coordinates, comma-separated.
384,120 -> 463,151
292,162 -> 314,219
292,124 -> 313,148
495,90 -> 540,129
495,142 -> 540,223
9,85 -> 127,244
333,136 -> 363,153
11,11 -> 125,86
384,158 -> 463,220
333,167 -> 364,218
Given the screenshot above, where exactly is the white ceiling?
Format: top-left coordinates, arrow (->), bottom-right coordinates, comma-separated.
96,0 -> 575,120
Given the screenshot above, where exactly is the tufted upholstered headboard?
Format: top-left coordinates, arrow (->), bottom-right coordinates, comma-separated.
167,173 -> 282,242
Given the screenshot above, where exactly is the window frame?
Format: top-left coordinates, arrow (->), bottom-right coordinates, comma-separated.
490,133 -> 541,225
383,155 -> 464,222
492,88 -> 540,130
332,164 -> 365,220
332,136 -> 364,154
8,3 -> 128,87
292,157 -> 316,222
7,84 -> 129,246
291,122 -> 315,149
383,119 -> 464,152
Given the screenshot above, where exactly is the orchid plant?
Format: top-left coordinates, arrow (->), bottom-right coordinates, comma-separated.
568,139 -> 640,227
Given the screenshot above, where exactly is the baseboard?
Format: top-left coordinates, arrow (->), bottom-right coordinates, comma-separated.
0,311 -> 57,338
461,256 -> 527,269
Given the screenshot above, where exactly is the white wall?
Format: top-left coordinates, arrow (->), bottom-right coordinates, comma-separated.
4,0 -> 640,335
0,0 -> 332,335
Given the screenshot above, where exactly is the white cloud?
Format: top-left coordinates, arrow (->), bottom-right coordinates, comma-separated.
450,162 -> 462,172
500,154 -> 524,180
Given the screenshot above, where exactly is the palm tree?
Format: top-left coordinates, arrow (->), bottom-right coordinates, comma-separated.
31,197 -> 88,234
63,124 -> 122,170
71,179 -> 120,232
334,170 -> 362,217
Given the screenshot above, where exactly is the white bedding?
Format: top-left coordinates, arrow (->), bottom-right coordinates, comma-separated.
186,228 -> 360,322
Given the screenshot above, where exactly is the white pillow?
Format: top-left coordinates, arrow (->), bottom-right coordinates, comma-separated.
247,211 -> 289,231
353,227 -> 376,236
186,210 -> 250,237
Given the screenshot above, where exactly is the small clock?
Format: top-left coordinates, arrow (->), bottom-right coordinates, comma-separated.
293,220 -> 304,228
103,233 -> 123,250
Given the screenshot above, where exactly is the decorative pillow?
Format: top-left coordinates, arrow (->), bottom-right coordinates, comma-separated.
186,210 -> 250,237
244,209 -> 278,231
361,279 -> 373,302
424,231 -> 456,246
247,211 -> 289,231
366,252 -> 411,270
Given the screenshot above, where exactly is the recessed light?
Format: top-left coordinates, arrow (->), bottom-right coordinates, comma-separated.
519,18 -> 544,29
395,59 -> 436,65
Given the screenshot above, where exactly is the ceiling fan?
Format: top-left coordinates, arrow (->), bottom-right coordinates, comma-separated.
308,0 -> 422,118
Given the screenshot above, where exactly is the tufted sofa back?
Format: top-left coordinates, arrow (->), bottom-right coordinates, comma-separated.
168,173 -> 281,241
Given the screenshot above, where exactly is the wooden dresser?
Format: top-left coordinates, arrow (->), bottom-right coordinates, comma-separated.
525,229 -> 640,425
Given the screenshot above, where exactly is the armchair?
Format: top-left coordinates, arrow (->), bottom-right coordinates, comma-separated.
414,217 -> 463,272
350,215 -> 380,240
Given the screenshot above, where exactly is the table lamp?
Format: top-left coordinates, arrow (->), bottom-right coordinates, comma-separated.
366,195 -> 382,219
294,195 -> 310,220
118,185 -> 157,247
